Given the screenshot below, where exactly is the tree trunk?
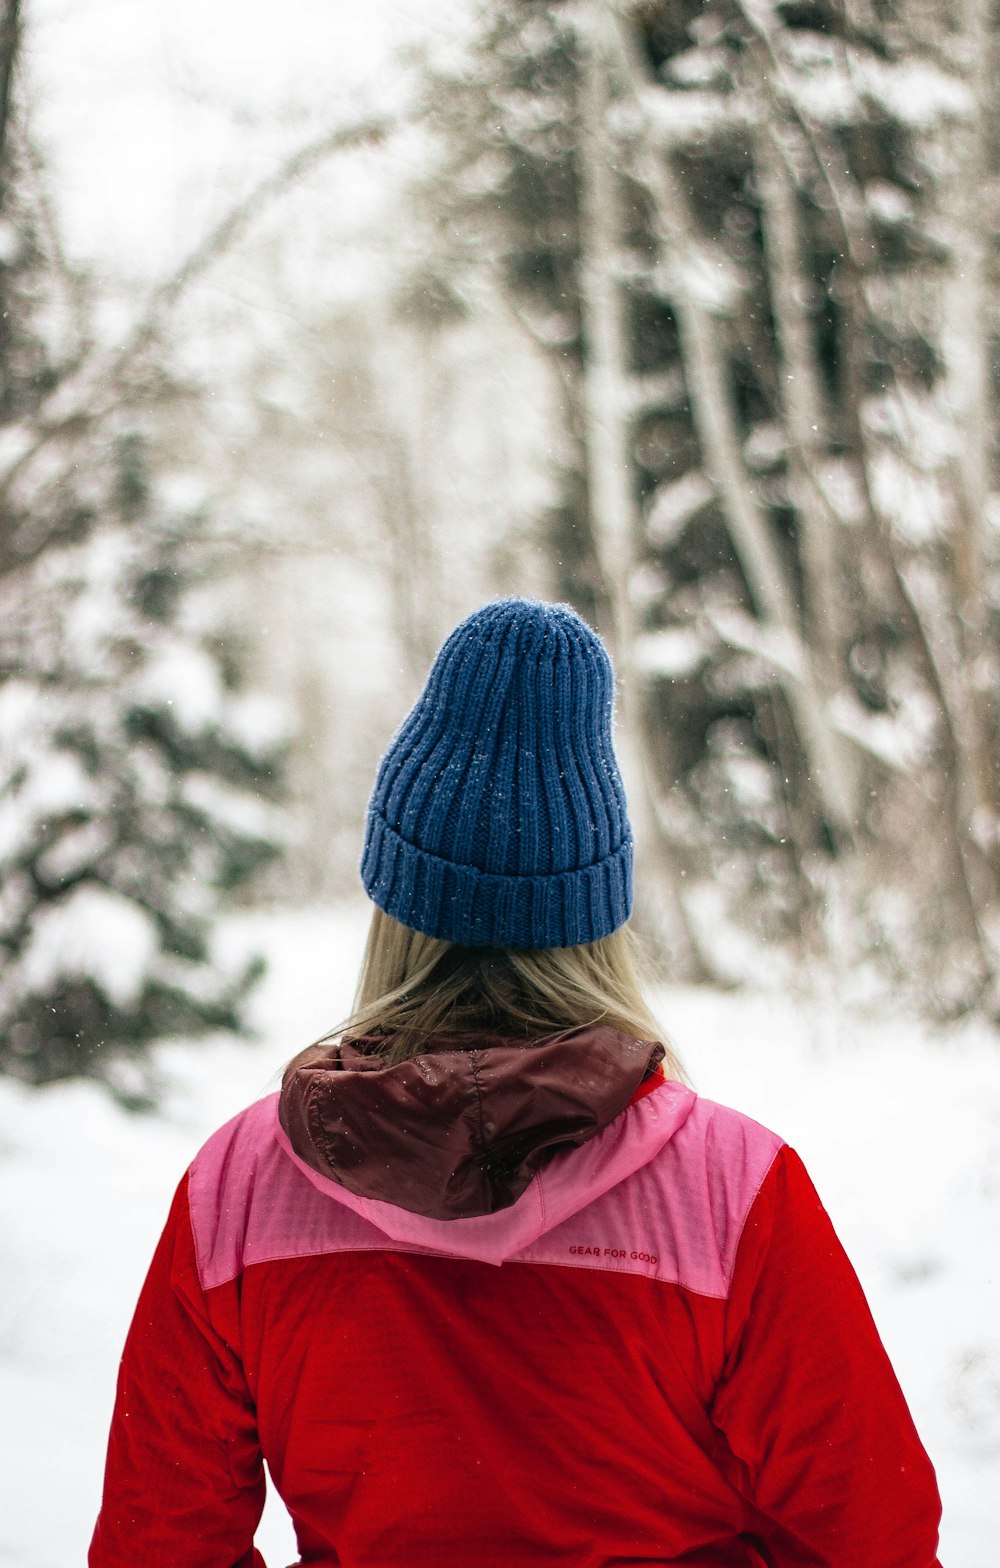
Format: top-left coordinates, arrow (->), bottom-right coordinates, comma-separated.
834,272 -> 993,971
939,0 -> 1000,861
752,105 -> 849,705
575,4 -> 713,981
606,8 -> 860,846
0,0 -> 19,198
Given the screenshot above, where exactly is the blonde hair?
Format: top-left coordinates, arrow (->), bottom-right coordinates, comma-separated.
298,905 -> 684,1077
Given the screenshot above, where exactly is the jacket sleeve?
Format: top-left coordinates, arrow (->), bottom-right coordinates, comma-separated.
89,1172 -> 267,1568
711,1145 -> 942,1568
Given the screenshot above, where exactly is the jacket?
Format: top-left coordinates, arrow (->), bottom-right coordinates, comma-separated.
90,1025 -> 943,1568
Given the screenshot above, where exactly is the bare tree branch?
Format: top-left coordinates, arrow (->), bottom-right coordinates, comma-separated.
0,111 -> 399,522
108,113 -> 396,382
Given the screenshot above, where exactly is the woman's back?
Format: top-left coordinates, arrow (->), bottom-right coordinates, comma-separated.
92,1023 -> 939,1567
90,600 -> 942,1566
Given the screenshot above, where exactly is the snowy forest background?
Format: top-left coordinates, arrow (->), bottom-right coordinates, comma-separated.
1,0 -> 999,1562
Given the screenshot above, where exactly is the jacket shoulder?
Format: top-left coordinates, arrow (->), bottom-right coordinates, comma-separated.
560,1089 -> 782,1297
675,1093 -> 785,1191
671,1095 -> 785,1286
186,1093 -> 284,1291
186,1092 -> 400,1290
517,1087 -> 784,1297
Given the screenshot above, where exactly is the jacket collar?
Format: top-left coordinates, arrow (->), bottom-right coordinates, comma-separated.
279,1025 -> 665,1221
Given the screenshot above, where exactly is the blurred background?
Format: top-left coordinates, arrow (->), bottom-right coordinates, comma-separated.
1,0 -> 999,1562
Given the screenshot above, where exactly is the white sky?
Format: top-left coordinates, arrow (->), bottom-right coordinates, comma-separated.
26,0 -> 471,277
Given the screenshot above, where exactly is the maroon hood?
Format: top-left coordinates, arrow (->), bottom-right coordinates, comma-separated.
279,1026 -> 665,1221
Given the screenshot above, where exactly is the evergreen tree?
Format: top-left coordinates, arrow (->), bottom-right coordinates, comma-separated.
0,10 -> 285,1100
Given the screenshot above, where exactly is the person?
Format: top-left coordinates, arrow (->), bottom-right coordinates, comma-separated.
90,597 -> 942,1568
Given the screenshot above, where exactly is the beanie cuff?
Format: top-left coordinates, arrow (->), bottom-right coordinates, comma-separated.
361,811 -> 633,949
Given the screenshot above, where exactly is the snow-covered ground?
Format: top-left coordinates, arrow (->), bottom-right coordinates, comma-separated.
0,905 -> 997,1566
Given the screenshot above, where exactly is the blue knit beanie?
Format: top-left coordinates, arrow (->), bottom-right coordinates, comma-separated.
360,599 -> 633,948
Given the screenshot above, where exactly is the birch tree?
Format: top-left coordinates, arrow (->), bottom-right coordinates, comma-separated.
575,5 -> 711,975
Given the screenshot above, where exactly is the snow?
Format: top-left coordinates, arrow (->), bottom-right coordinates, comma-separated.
223,691 -> 293,758
180,771 -> 282,842
671,247 -> 744,315
634,626 -> 711,680
666,47 -> 729,90
865,180 -> 915,226
0,422 -> 32,471
0,904 -> 997,1565
133,643 -> 224,731
639,85 -> 733,144
871,451 -> 948,544
708,606 -> 806,681
816,456 -> 866,526
742,422 -> 787,472
644,469 -> 714,547
16,886 -> 160,1011
830,685 -> 938,774
781,40 -> 971,129
0,730 -> 97,863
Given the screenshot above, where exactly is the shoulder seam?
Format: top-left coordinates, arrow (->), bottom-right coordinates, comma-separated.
722,1139 -> 784,1293
187,1097 -> 278,1292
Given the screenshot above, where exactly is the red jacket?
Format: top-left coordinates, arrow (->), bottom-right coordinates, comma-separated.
90,1029 -> 942,1567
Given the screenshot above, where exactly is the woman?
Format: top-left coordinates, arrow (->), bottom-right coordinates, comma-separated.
90,598 -> 942,1568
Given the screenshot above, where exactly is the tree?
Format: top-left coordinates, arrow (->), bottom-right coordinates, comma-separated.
420,0 -> 1000,1008
0,14 -> 285,1100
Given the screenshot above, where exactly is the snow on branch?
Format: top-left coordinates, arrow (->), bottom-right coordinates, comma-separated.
0,111 -> 401,523
633,626 -> 712,680
645,470 -> 714,548
706,607 -> 806,682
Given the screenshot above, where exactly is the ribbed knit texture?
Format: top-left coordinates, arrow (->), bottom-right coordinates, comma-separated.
361,599 -> 633,948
